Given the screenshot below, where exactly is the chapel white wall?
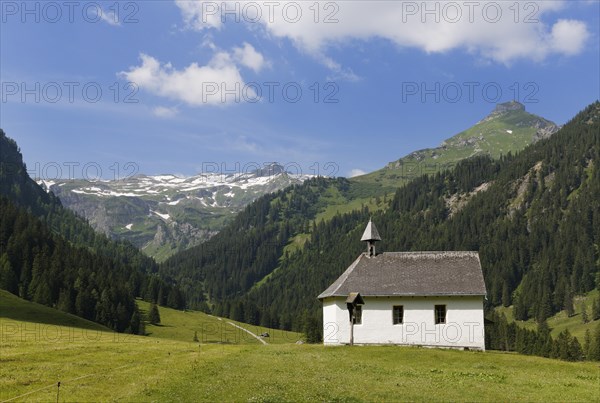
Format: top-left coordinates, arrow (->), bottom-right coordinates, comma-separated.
322,296 -> 485,350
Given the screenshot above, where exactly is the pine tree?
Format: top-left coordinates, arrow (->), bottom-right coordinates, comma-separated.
0,253 -> 17,294
592,296 -> 600,321
564,291 -> 575,317
583,329 -> 591,359
128,306 -> 142,335
569,337 -> 584,362
590,323 -> 600,361
302,311 -> 321,343
502,283 -> 511,307
541,336 -> 553,358
57,288 -> 74,313
513,294 -> 528,321
148,303 -> 161,325
537,293 -> 553,323
556,330 -> 572,360
537,320 -> 550,338
581,302 -> 589,324
138,320 -> 146,336
230,302 -> 245,322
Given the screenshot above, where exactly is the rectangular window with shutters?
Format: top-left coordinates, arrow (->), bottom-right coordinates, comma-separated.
392,305 -> 404,324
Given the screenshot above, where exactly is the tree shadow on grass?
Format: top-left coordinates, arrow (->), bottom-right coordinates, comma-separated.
0,291 -> 110,332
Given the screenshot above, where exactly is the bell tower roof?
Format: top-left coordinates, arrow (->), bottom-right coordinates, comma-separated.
361,219 -> 381,242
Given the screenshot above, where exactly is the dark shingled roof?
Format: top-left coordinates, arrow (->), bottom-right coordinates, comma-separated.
318,251 -> 486,299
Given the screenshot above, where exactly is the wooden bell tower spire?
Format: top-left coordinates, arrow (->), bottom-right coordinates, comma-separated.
360,219 -> 381,257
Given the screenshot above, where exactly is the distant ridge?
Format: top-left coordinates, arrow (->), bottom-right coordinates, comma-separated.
354,101 -> 560,186
39,163 -> 314,261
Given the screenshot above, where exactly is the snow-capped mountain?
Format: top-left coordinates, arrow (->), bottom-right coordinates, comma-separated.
38,164 -> 314,260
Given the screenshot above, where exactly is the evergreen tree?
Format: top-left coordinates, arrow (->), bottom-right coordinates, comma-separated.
138,319 -> 146,336
513,294 -> 529,321
541,336 -> 554,358
537,320 -> 550,338
0,254 -> 17,293
564,291 -> 575,317
148,303 -> 161,325
556,330 -> 572,361
569,337 -> 584,362
590,323 -> 600,361
128,306 -> 142,335
57,288 -> 74,313
583,329 -> 592,360
230,302 -> 245,322
501,283 -> 511,307
592,296 -> 600,321
302,310 -> 321,343
549,330 -> 584,361
581,302 -> 589,324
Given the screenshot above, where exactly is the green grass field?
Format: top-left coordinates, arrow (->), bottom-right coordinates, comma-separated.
136,299 -> 301,345
2,290 -> 599,402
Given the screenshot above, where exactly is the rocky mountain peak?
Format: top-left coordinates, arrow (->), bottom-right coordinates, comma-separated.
477,101 -> 526,124
494,100 -> 525,113
253,163 -> 286,177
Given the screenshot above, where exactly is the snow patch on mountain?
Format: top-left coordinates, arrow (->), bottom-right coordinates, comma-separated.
151,210 -> 170,220
36,164 -> 315,260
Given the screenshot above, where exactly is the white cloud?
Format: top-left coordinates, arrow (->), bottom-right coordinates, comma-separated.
100,8 -> 120,26
153,106 -> 179,118
550,19 -> 590,55
201,36 -> 217,50
119,50 -> 257,107
349,169 -> 366,178
322,56 -> 360,82
174,1 -> 590,66
229,135 -> 259,153
175,0 -> 222,30
233,42 -> 269,73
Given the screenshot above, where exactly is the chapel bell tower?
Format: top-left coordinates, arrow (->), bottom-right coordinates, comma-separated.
360,219 -> 381,257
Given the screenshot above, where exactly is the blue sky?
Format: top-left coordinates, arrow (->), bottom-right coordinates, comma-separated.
1,1 -> 599,179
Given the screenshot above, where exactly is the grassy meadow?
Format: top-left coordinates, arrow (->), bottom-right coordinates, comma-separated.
136,299 -> 301,345
1,290 -> 599,402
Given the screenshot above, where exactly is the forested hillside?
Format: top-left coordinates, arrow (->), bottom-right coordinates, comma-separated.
159,176 -> 355,313
161,102 -> 600,339
0,130 -> 183,332
381,102 -> 599,322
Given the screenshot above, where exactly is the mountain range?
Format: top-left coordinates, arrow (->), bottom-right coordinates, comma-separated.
38,164 -> 313,260
38,101 -> 560,260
